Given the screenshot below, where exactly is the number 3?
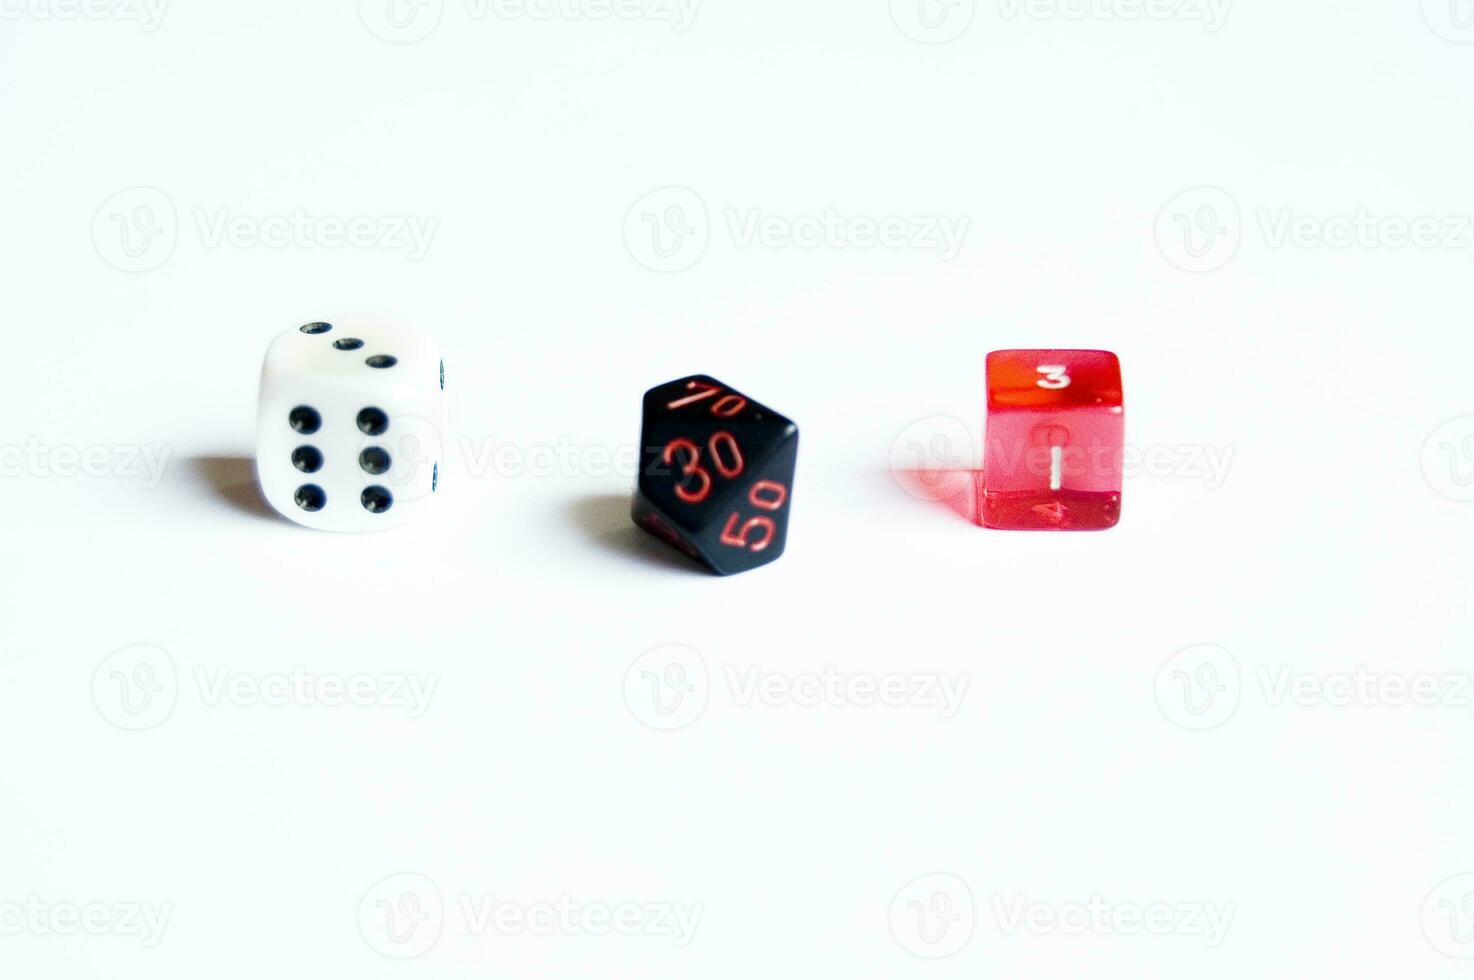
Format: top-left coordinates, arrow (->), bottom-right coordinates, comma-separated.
1036,364 -> 1071,390
663,438 -> 711,504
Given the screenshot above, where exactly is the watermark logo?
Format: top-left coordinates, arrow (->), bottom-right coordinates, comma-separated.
361,0 -> 697,40
1258,666 -> 1474,711
92,187 -> 437,272
890,875 -> 1234,954
726,665 -> 969,718
888,415 -> 1237,497
890,0 -> 976,43
1424,874 -> 1474,958
359,873 -> 444,959
1155,644 -> 1239,731
92,644 -> 178,731
92,187 -> 177,273
889,415 -> 979,503
458,895 -> 702,946
1422,416 -> 1474,502
624,186 -> 709,273
1423,0 -> 1474,43
0,0 -> 168,30
0,440 -> 172,487
625,648 -> 970,727
624,188 -> 969,270
193,208 -> 437,261
0,897 -> 173,947
890,873 -> 975,958
1160,189 -> 1474,267
92,649 -> 438,727
727,208 -> 969,261
989,894 -> 1234,946
1258,208 -> 1474,255
458,435 -> 638,480
358,876 -> 702,955
356,413 -> 445,505
624,645 -> 709,730
996,0 -> 1231,31
1156,186 -> 1240,273
891,416 -> 977,474
359,0 -> 444,42
1158,653 -> 1474,727
192,666 -> 438,717
479,0 -> 699,29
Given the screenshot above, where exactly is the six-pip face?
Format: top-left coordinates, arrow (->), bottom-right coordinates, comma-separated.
256,317 -> 446,532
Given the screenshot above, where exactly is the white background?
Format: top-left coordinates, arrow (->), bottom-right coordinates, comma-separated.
2,0 -> 1473,976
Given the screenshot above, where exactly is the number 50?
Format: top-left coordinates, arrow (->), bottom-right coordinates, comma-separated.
719,481 -> 788,552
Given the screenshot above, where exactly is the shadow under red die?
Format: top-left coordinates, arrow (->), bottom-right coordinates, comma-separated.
981,350 -> 1123,531
893,468 -> 981,525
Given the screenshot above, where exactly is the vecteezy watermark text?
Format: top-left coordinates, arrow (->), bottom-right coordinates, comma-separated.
0,440 -> 171,488
0,0 -> 167,30
888,417 -> 1237,492
987,894 -> 1234,946
358,0 -> 699,43
194,208 -> 437,261
458,436 -> 638,480
624,187 -> 970,272
457,895 -> 702,946
889,873 -> 1234,958
0,897 -> 173,947
1156,645 -> 1474,731
93,646 -> 439,731
889,0 -> 1230,42
996,0 -> 1231,30
1259,208 -> 1474,254
93,187 -> 437,273
357,873 -> 702,959
726,208 -> 970,261
624,646 -> 970,731
1157,186 -> 1474,272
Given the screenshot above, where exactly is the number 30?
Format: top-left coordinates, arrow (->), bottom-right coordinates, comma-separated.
663,433 -> 746,505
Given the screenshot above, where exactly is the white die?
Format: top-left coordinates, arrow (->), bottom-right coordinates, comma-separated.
256,316 -> 446,532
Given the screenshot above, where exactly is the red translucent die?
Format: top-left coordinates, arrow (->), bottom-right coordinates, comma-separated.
982,350 -> 1124,530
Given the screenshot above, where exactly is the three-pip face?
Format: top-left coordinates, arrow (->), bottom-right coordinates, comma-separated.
257,317 -> 447,532
633,375 -> 799,575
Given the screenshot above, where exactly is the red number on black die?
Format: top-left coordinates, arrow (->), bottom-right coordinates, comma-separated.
633,375 -> 799,575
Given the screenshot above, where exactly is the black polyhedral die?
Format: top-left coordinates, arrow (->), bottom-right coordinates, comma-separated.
632,374 -> 799,575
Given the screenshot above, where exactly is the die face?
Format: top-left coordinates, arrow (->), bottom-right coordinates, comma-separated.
982,349 -> 1123,531
257,317 -> 446,532
986,349 -> 1122,411
634,375 -> 798,575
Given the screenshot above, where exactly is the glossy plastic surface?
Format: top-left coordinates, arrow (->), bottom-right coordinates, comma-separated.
633,374 -> 799,575
257,316 -> 446,532
982,350 -> 1123,531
